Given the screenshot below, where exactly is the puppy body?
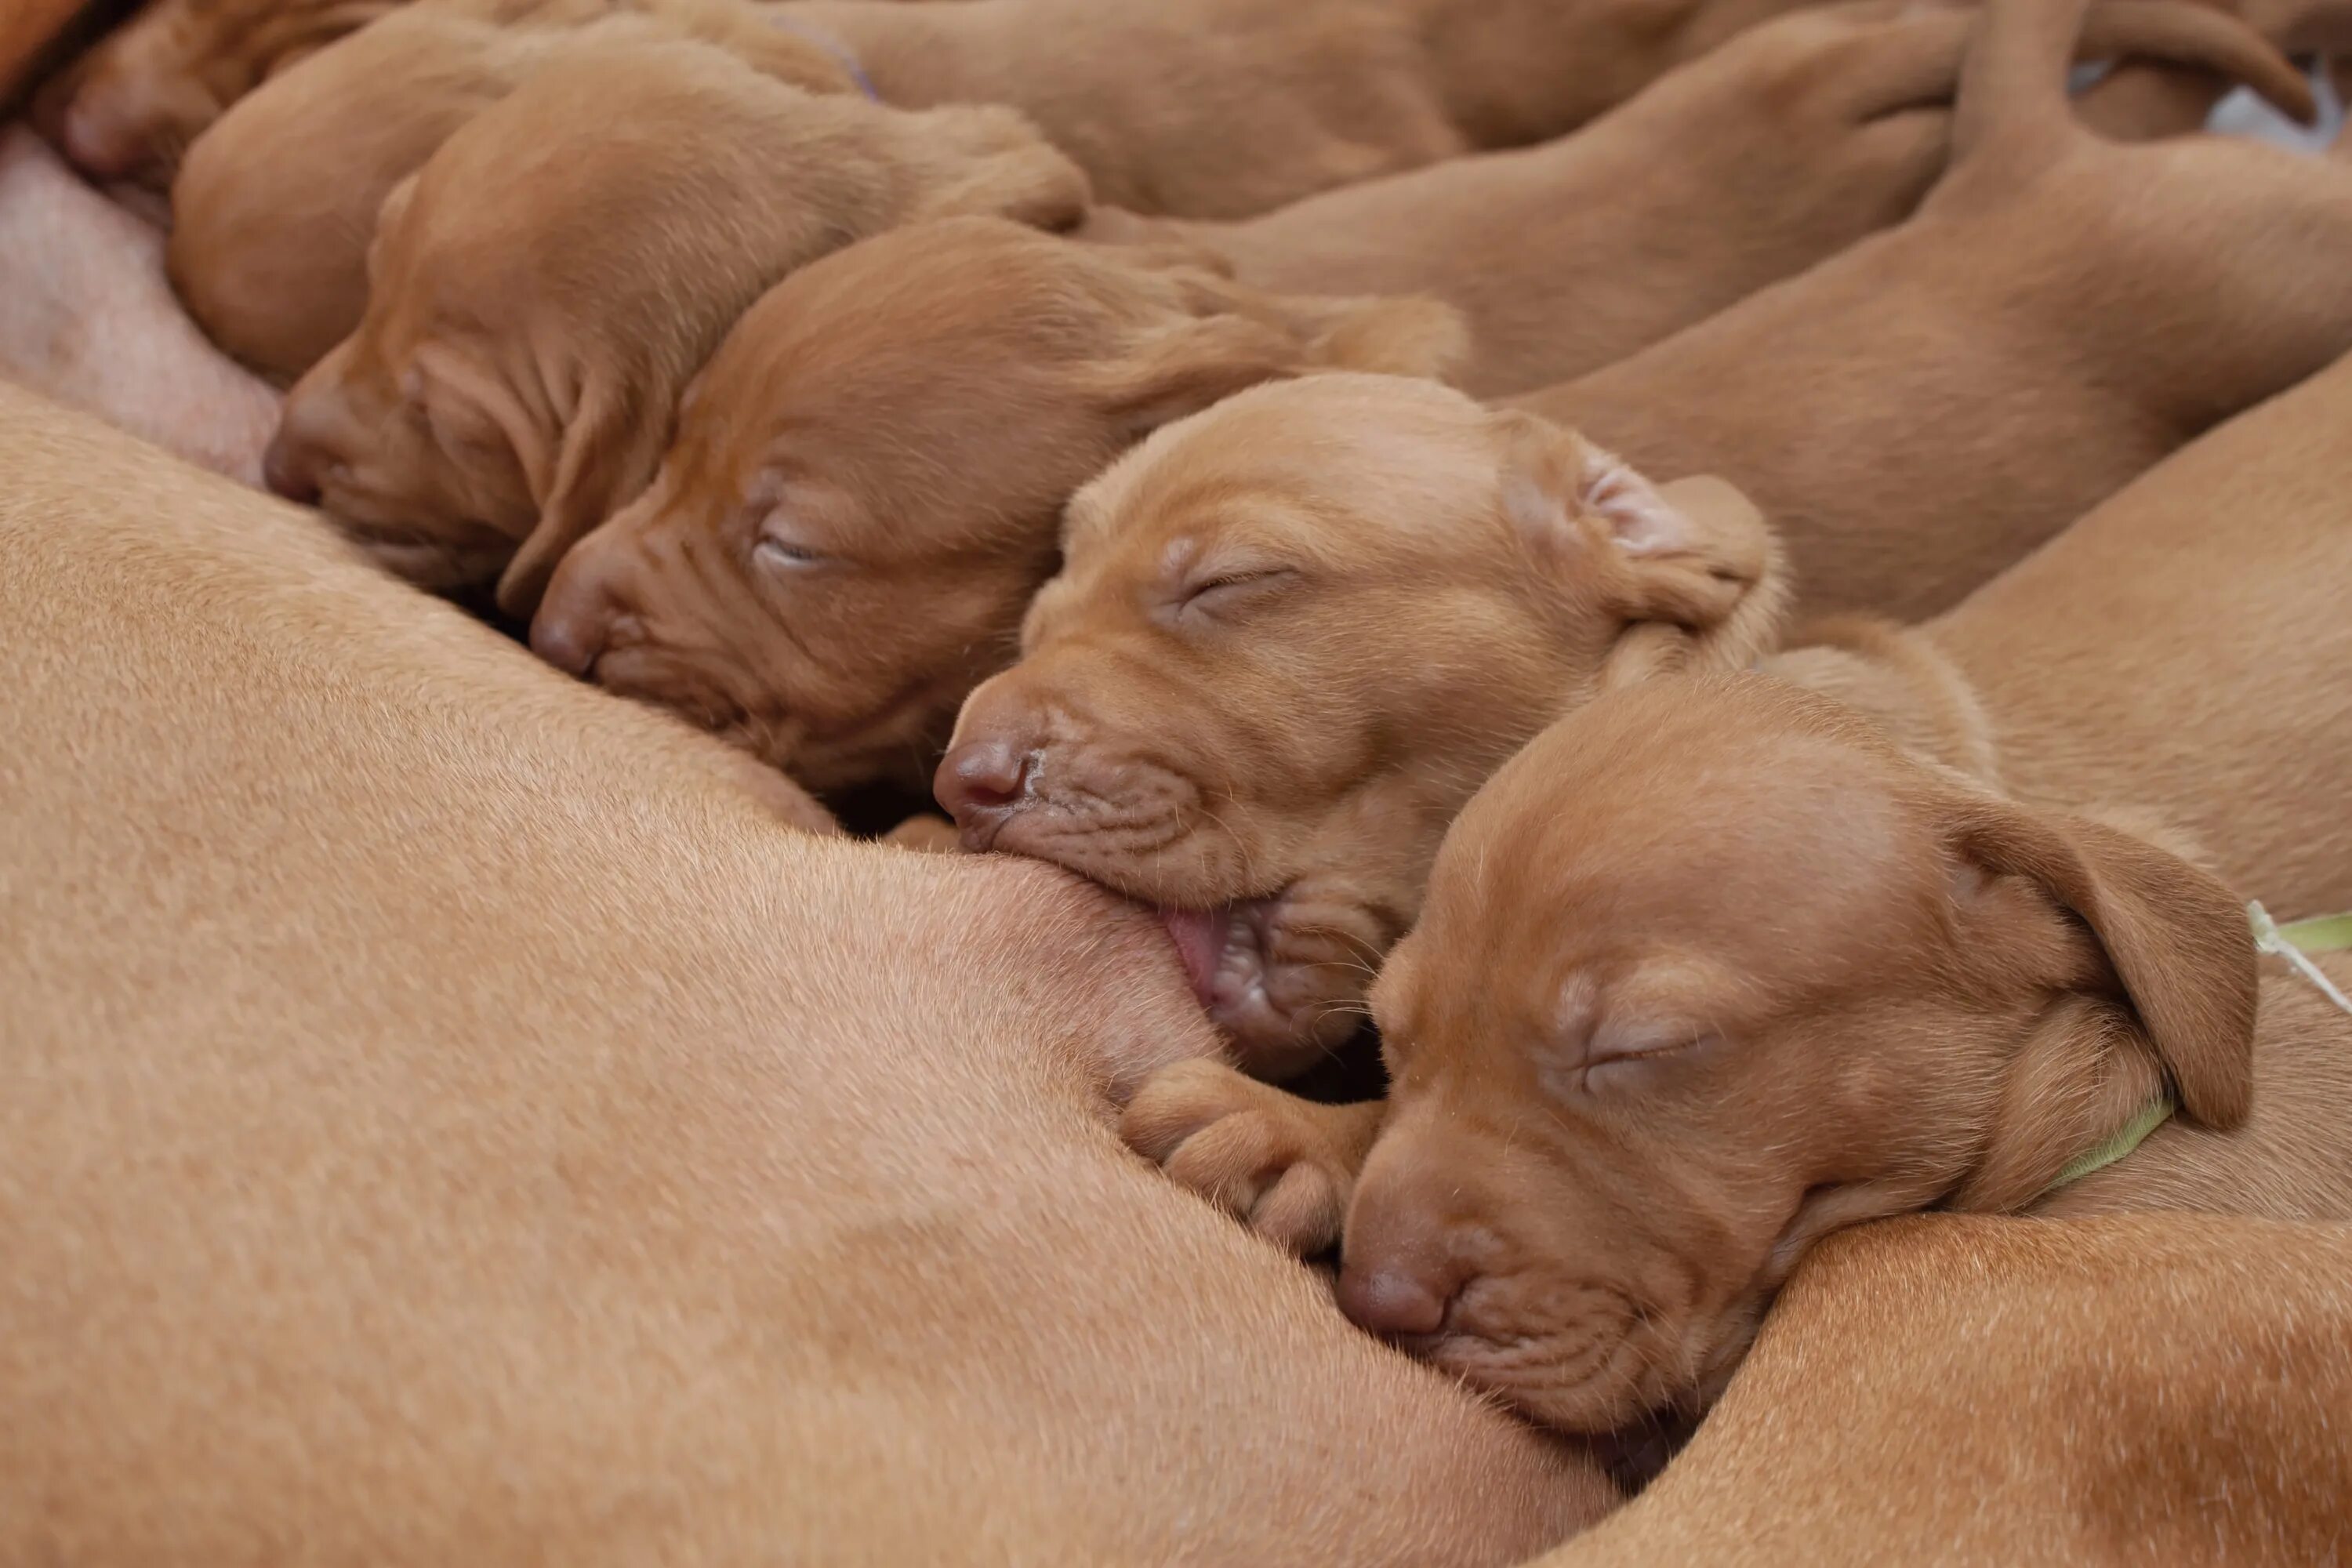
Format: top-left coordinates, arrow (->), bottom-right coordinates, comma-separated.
774,0 -> 1849,219
1521,0 -> 2347,619
263,32 -> 1087,617
169,0 -> 865,382
1079,0 -> 2310,397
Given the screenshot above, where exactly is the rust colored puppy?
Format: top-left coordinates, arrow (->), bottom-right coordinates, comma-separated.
528,218 -> 1465,796
938,375 -> 1789,1077
262,34 -> 1086,617
1123,332 -> 2352,1434
1509,0 -> 2349,618
33,0 -> 412,191
1078,0 -> 2312,397
767,0 -> 1869,220
169,0 -> 859,382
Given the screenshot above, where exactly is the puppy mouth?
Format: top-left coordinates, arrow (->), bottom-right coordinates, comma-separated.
1157,902 -> 1272,1014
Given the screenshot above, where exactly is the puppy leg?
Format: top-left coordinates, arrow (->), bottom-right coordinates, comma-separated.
0,127 -> 278,483
1122,1059 -> 1382,1257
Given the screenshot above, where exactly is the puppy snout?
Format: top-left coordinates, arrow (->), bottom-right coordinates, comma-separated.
934,738 -> 1036,849
531,541 -> 629,678
262,423 -> 322,506
1336,1259 -> 1456,1338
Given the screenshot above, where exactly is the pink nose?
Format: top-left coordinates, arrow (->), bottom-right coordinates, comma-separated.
261,425 -> 321,505
58,97 -> 145,181
932,739 -> 1033,849
530,550 -> 626,678
1336,1257 -> 1456,1338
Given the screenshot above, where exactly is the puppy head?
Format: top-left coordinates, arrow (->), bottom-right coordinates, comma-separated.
168,5 -> 536,380
937,379 -> 1785,1076
36,0 -> 403,190
1341,677 -> 2256,1432
267,35 -> 1091,618
529,217 -> 1461,795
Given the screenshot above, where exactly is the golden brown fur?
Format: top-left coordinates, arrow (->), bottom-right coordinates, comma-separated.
260,31 -> 1087,618
938,375 -> 1790,1076
528,218 -> 1465,796
1082,0 -> 2321,397
0,379 -> 1617,1567
1519,0 -> 2349,618
773,0 -> 1857,219
1124,339 -> 2352,1434
166,0 -> 863,383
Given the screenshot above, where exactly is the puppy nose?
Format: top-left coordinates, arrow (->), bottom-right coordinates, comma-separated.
262,426 -> 321,506
1336,1260 -> 1455,1338
58,99 -> 141,181
934,739 -> 1033,846
531,545 -> 626,677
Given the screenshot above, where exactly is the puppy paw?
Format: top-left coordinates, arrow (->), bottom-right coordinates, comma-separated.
1120,1058 -> 1382,1257
882,814 -> 964,854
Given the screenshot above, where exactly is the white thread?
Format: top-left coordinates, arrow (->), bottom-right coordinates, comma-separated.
2250,901 -> 2352,1016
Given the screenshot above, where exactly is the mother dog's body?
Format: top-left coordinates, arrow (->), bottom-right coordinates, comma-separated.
0,386 -> 1611,1565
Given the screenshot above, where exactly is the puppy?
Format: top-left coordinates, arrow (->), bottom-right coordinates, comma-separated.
936,375 -> 1788,1077
33,0 -> 412,191
1515,0 -> 2348,618
262,34 -> 1087,618
1123,326 -> 2352,1432
1078,0 -> 2311,397
766,0 -> 1885,219
528,218 -> 1465,796
169,0 -> 862,381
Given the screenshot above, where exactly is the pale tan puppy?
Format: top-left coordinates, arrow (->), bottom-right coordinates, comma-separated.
1080,0 -> 2314,398
1128,310 -> 2352,1272
768,0 -> 1863,219
263,33 -> 1087,617
0,382 -> 1615,1567
1515,0 -> 2352,618
529,218 -> 1465,797
1535,1214 -> 2352,1566
938,375 -> 1789,1078
169,0 -> 866,383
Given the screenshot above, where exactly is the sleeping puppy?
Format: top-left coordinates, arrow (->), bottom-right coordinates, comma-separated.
1076,0 -> 2319,397
261,32 -> 1086,618
31,0 -> 411,191
169,0 -> 862,382
527,218 -> 1465,797
1312,677 -> 2348,1434
935,376 -> 1788,1077
1512,0 -> 2351,619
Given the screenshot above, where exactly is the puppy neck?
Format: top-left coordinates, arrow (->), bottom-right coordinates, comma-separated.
1760,617 -> 2001,787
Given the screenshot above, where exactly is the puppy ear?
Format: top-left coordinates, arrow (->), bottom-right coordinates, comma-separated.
1493,412 -> 1790,684
495,369 -> 670,619
1940,794 -> 2258,1208
905,103 -> 1091,231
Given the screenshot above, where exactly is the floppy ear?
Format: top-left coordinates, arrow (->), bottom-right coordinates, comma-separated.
1492,412 -> 1790,685
1940,793 -> 2259,1209
494,370 -> 670,619
905,103 -> 1091,231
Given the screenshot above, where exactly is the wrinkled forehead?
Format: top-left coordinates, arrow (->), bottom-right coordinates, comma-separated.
1061,377 -> 1504,563
1430,691 -> 1947,993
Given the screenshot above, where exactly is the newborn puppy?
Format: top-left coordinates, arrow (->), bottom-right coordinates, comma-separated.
263,34 -> 1087,616
1325,678 -> 2349,1433
32,0 -> 410,191
937,376 -> 1788,1077
169,0 -> 858,381
1080,0 -> 2311,398
1517,0 -> 2347,618
528,218 -> 1465,797
0,126 -> 278,482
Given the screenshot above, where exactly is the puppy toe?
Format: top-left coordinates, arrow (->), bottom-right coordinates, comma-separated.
1161,1112 -> 1290,1217
1248,1160 -> 1347,1258
1120,1058 -> 1263,1162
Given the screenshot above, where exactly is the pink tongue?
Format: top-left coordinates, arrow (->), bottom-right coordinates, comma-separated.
1158,907 -> 1227,1007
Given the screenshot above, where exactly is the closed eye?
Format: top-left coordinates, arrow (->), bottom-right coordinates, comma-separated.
755,534 -> 829,571
1581,1030 -> 1713,1094
1178,566 -> 1298,618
